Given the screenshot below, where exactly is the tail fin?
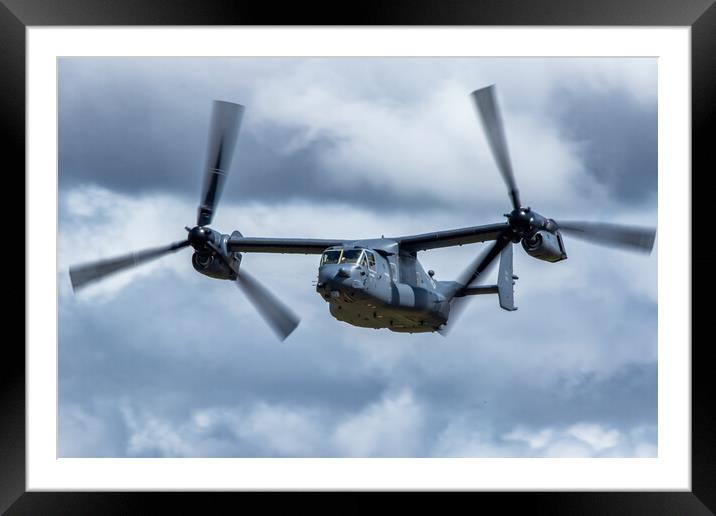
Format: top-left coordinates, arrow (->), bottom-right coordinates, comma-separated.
497,244 -> 517,311
441,244 -> 518,311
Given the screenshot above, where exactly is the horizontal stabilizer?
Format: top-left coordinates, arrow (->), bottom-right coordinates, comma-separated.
458,285 -> 498,297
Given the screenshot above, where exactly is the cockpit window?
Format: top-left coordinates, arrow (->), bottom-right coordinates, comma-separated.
365,251 -> 376,270
320,250 -> 342,265
340,249 -> 363,264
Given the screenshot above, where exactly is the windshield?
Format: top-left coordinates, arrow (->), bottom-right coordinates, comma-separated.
320,250 -> 342,265
340,249 -> 363,264
320,248 -> 367,266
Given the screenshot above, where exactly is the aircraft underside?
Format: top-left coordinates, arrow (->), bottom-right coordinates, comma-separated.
327,294 -> 445,333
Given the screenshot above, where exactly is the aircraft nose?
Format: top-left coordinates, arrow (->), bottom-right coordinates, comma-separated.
318,264 -> 357,286
318,266 -> 335,284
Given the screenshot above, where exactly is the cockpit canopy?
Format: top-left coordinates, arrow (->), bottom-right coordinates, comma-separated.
320,247 -> 376,269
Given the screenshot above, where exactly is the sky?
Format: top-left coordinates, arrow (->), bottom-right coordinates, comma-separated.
57,57 -> 658,458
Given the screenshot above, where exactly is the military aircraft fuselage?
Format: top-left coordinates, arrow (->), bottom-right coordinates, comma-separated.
315,239 -> 453,333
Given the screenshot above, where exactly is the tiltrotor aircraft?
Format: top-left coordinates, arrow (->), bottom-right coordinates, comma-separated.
69,86 -> 656,340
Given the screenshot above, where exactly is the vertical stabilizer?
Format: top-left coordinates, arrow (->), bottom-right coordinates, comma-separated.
497,244 -> 517,311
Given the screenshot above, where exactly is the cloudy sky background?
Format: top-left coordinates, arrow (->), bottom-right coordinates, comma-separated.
58,57 -> 657,458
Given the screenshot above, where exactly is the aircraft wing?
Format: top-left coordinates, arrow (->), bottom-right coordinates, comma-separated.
226,237 -> 344,254
396,222 -> 509,252
226,223 -> 509,254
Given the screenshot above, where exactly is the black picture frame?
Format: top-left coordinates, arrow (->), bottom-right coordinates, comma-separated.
4,0 -> 713,513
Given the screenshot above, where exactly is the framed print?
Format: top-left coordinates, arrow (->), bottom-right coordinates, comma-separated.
5,0 -> 714,513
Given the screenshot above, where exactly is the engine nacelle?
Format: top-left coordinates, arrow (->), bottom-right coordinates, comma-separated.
191,251 -> 239,280
191,230 -> 243,280
522,230 -> 567,262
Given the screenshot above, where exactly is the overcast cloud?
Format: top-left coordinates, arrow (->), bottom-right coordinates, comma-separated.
58,57 -> 657,458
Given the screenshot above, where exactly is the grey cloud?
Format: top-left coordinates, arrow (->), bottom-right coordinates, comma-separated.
549,86 -> 657,203
59,57 -> 657,214
59,260 -> 655,457
59,206 -> 657,457
60,277 -> 389,419
58,58 -> 463,212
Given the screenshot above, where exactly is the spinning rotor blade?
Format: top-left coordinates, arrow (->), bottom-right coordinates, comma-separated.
236,270 -> 300,341
557,221 -> 656,253
197,100 -> 245,227
440,230 -> 513,335
471,85 -> 521,210
69,240 -> 191,291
